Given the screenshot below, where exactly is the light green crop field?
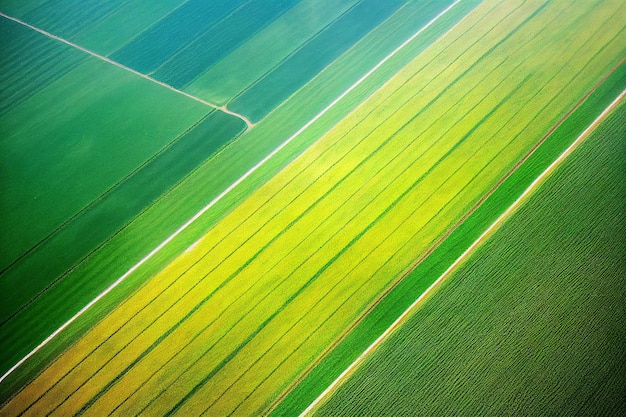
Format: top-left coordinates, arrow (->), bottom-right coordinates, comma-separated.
314,101 -> 626,417
3,0 -> 624,415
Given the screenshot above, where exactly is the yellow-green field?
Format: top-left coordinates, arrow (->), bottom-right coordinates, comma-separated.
2,0 -> 625,415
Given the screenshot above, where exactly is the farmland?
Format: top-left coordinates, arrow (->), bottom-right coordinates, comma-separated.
0,0 -> 470,391
273,47 -> 626,417
1,0 -> 625,415
1,0 -> 624,415
1,0 -> 457,121
0,17 -> 229,322
313,101 -> 626,417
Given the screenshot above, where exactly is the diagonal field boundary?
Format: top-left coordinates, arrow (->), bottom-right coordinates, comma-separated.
0,0 -> 462,385
0,11 -> 255,130
299,88 -> 626,416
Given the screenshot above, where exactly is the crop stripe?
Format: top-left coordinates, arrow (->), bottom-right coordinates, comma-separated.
130,47 -> 534,415
268,18 -> 625,417
226,72 -> 541,415
41,1 -> 536,408
11,1 -> 488,408
108,21 -> 526,412
6,0 -> 564,410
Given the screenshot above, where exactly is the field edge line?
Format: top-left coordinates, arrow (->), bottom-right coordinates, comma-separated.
298,88 -> 626,416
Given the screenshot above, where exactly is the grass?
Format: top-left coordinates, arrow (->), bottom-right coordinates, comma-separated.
0,0 -> 476,400
3,0 -> 624,414
313,99 -> 626,417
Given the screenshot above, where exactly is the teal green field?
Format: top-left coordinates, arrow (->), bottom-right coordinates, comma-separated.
1,0 -> 624,415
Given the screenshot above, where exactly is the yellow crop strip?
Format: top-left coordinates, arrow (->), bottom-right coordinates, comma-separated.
3,0 -> 625,415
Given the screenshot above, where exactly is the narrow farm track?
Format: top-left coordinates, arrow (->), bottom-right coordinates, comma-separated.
0,11 -> 255,130
299,85 -> 626,417
2,0 -> 625,415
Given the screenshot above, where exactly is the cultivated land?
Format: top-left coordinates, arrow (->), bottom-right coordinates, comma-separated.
273,34 -> 626,417
314,101 -> 626,417
0,0 -> 474,394
0,15 -> 248,380
0,19 -> 208,273
0,18 -> 224,321
2,0 -> 624,415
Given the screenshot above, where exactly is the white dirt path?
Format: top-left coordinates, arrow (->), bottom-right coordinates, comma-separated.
0,11 -> 255,129
299,88 -> 626,416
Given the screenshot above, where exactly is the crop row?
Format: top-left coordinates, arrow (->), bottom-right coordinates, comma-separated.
5,0 -> 624,414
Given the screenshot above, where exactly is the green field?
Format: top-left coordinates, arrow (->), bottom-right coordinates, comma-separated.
0,0 -> 474,394
1,0 -> 625,415
313,100 -> 626,417
0,19 -> 207,272
0,18 -> 234,321
2,0 -> 624,415
1,0 -> 448,122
